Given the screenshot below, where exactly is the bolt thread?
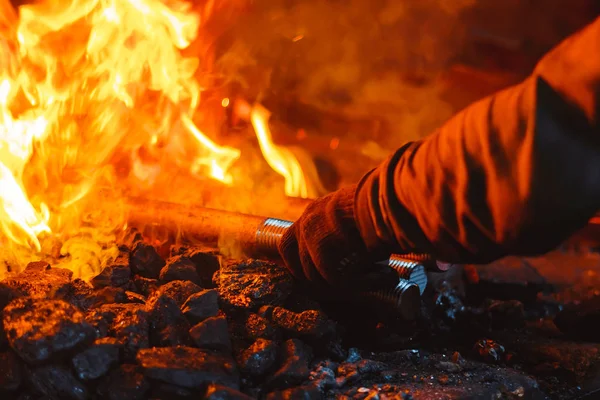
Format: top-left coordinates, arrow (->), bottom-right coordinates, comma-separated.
255,218 -> 293,253
366,279 -> 421,320
388,256 -> 427,295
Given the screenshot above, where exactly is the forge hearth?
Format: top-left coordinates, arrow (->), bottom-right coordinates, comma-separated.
0,228 -> 598,399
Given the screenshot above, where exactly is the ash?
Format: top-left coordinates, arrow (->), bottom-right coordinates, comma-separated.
0,231 -> 599,399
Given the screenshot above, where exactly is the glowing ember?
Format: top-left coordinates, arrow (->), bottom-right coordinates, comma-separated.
0,0 -> 308,275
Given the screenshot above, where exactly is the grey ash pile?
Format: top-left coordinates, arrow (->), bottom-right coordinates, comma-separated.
0,230 -> 599,399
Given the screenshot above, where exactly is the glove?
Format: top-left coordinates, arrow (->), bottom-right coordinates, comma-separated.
278,185 -> 391,289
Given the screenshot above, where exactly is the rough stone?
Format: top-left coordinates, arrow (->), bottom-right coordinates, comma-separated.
204,384 -> 254,400
90,252 -> 131,289
243,313 -> 279,341
266,386 -> 321,400
216,259 -> 293,310
171,246 -> 221,288
238,338 -> 278,377
267,339 -> 312,390
130,242 -> 165,279
98,364 -> 150,400
132,276 -> 159,297
0,350 -> 22,391
181,289 -> 220,323
3,298 -> 95,364
2,262 -> 72,299
146,280 -> 203,309
85,303 -> 149,360
137,346 -> 239,389
159,255 -> 201,285
189,315 -> 232,352
71,337 -> 120,381
473,339 -> 506,364
266,307 -> 335,338
29,364 -> 89,400
146,293 -> 191,347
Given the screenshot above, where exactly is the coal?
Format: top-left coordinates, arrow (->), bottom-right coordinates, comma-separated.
266,386 -> 322,400
204,384 -> 254,400
90,252 -> 131,289
216,259 -> 293,310
146,293 -> 191,347
130,242 -> 165,279
2,262 -> 72,299
160,255 -> 202,285
0,350 -> 22,392
98,364 -> 150,400
132,276 -> 159,297
181,289 -> 220,323
554,295 -> 600,341
242,313 -> 280,341
146,280 -> 203,309
267,339 -> 312,390
150,383 -> 195,399
238,338 -> 278,378
71,337 -> 121,381
488,299 -> 526,330
265,307 -> 336,338
176,246 -> 221,288
189,315 -> 232,352
29,364 -> 89,400
3,298 -> 95,364
85,303 -> 149,360
137,346 -> 239,389
0,283 -> 23,311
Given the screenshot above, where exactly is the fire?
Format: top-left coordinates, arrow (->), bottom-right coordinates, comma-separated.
0,0 -> 308,271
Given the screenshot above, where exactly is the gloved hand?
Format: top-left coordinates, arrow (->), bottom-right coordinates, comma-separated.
278,185 -> 392,289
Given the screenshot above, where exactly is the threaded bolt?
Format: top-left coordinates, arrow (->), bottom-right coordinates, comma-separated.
388,255 -> 428,294
255,218 -> 293,254
394,252 -> 450,272
365,278 -> 421,320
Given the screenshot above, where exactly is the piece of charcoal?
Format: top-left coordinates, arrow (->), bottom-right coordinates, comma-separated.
86,287 -> 129,309
3,298 -> 95,364
150,383 -> 195,399
71,337 -> 120,381
0,283 -> 23,311
159,255 -> 202,285
0,350 -> 22,391
181,289 -> 219,323
204,384 -> 254,399
137,346 -> 239,389
146,293 -> 191,347
118,227 -> 144,249
189,315 -> 232,352
86,303 -> 149,360
90,253 -> 131,289
266,339 -> 312,390
133,276 -> 159,297
125,291 -> 146,304
146,280 -> 203,309
265,307 -> 336,338
217,259 -> 293,310
244,313 -> 279,341
172,246 -> 221,288
238,338 -> 278,378
2,262 -> 72,299
98,364 -> 150,400
130,242 -> 165,279
50,279 -> 94,310
555,295 -> 600,341
487,300 -> 526,330
29,364 -> 88,400
266,385 -> 321,400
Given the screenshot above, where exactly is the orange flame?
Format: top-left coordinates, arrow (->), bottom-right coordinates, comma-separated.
0,0 -> 308,270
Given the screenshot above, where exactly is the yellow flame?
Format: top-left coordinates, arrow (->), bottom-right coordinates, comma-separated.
0,0 -> 241,254
250,104 -> 308,198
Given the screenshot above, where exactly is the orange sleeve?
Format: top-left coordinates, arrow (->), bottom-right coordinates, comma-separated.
354,17 -> 600,264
